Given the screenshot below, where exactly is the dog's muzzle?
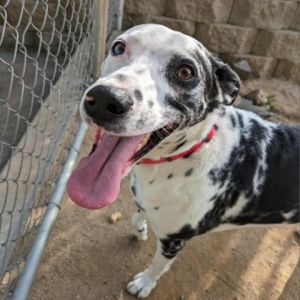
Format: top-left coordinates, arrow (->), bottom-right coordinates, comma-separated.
84,85 -> 133,125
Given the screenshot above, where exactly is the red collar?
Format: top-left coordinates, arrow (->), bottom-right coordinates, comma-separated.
138,125 -> 217,165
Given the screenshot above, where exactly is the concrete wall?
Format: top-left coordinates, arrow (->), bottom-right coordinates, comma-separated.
123,0 -> 300,84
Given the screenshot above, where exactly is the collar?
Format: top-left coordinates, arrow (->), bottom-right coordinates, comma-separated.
138,124 -> 217,165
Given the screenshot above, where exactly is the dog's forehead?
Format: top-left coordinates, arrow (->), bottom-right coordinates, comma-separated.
118,24 -> 199,56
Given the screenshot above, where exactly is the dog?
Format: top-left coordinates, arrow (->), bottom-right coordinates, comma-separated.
67,24 -> 300,298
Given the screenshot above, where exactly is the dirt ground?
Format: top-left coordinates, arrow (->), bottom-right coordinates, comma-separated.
30,79 -> 300,300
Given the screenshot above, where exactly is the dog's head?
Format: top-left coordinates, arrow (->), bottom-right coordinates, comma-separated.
68,24 -> 240,209
81,24 -> 240,158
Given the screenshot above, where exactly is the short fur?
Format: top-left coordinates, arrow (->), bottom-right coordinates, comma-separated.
81,25 -> 300,298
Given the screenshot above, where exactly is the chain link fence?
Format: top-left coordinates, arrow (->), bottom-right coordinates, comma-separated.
0,0 -> 121,298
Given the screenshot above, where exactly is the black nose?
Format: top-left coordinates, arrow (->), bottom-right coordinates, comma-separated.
84,85 -> 133,123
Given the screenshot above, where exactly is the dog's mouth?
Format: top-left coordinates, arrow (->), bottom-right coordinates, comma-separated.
67,126 -> 175,210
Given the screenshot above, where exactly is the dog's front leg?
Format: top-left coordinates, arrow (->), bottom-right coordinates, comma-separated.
127,238 -> 185,298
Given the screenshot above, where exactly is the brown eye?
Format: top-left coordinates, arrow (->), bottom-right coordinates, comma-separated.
176,65 -> 194,80
112,41 -> 126,56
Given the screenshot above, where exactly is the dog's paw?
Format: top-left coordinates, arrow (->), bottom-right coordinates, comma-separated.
127,270 -> 157,298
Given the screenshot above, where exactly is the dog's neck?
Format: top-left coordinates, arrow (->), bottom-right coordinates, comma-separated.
142,106 -> 227,161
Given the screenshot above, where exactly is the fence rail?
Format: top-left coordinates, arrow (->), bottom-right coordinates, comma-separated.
0,0 -> 123,298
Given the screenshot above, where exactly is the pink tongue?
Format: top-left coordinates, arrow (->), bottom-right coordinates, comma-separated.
67,134 -> 144,209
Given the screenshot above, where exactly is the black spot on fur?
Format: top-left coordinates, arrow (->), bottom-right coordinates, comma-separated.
134,89 -> 143,102
160,224 -> 197,259
116,74 -> 126,81
167,173 -> 173,179
168,224 -> 196,240
193,50 -> 220,113
230,114 -> 237,128
154,206 -> 159,210
135,201 -> 145,211
185,168 -> 194,176
204,135 -> 211,143
167,94 -> 205,128
181,93 -> 198,110
136,119 -> 144,129
230,212 -> 286,225
163,111 -> 173,119
206,99 -> 219,113
183,152 -> 193,159
250,119 -> 267,142
196,187 -> 240,233
166,95 -> 189,115
176,135 -> 186,143
160,238 -> 186,259
149,179 -> 154,184
209,194 -> 218,202
193,50 -> 212,85
213,124 -> 219,130
130,185 -> 136,197
148,100 -> 154,107
217,106 -> 226,117
172,140 -> 186,153
237,112 -> 244,128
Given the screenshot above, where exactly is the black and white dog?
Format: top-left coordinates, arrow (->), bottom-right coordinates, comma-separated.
67,24 -> 300,298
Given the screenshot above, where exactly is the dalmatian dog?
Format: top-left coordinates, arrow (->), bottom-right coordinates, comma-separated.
67,24 -> 300,298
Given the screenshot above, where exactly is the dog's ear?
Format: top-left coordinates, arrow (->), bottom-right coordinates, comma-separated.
208,55 -> 240,105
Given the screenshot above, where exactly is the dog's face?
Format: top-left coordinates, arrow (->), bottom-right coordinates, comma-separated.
67,24 -> 241,210
81,24 -> 240,158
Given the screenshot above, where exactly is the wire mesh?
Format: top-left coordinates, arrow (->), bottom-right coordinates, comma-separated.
0,0 -> 99,297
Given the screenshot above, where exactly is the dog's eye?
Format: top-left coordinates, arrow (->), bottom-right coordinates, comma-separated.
112,41 -> 126,56
176,65 -> 194,80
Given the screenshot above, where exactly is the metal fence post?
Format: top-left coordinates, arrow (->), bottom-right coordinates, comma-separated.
116,0 -> 125,30
92,0 -> 109,79
12,122 -> 87,300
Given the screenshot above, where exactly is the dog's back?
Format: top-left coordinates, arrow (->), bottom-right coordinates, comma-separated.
250,124 -> 299,223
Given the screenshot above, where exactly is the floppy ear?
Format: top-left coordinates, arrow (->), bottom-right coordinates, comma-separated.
209,56 -> 241,105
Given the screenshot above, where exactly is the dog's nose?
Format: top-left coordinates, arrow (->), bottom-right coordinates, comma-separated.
84,85 -> 133,123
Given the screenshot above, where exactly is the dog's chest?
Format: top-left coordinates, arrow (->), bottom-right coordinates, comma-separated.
131,146 -> 229,237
